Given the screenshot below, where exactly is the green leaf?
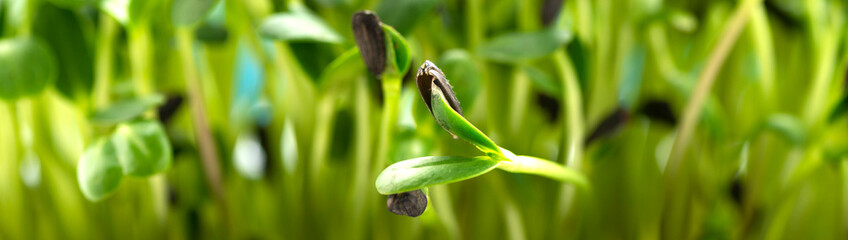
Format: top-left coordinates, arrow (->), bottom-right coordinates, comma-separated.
317,48 -> 363,90
89,94 -> 166,125
33,3 -> 94,102
0,37 -> 57,101
764,114 -> 806,145
171,0 -> 218,26
382,25 -> 411,75
111,120 -> 173,177
260,4 -> 343,43
375,156 -> 499,195
616,44 -> 647,108
77,137 -> 124,201
431,85 -> 501,155
476,28 -> 572,63
522,64 -> 559,98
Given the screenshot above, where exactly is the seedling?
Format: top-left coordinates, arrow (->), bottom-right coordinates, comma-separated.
375,61 -> 589,217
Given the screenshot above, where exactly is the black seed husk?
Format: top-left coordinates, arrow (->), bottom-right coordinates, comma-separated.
386,189 -> 427,217
540,0 -> 564,26
585,107 -> 630,145
416,60 -> 463,116
637,100 -> 677,126
352,11 -> 386,78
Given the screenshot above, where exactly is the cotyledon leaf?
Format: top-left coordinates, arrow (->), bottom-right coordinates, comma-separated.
431,82 -> 502,155
77,137 -> 124,201
382,24 -> 411,75
112,120 -> 173,177
260,3 -> 343,43
89,94 -> 165,125
476,28 -> 572,63
376,156 -> 499,195
0,37 -> 57,101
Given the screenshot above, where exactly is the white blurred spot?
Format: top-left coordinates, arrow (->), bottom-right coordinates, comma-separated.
233,132 -> 266,180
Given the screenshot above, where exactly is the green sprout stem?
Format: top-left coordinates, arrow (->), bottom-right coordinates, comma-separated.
176,28 -> 228,227
373,73 -> 402,172
497,155 -> 590,192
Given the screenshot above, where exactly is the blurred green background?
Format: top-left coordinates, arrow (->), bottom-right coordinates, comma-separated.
2,0 -> 848,239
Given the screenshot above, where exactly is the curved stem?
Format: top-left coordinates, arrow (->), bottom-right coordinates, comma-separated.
555,49 -> 584,168
372,75 -> 402,173
176,27 -> 228,227
497,155 -> 590,193
667,0 -> 762,178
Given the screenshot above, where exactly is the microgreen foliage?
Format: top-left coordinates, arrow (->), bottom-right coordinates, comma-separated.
260,3 -> 344,44
476,28 -> 572,63
376,61 -> 589,216
77,137 -> 123,201
89,94 -> 166,125
78,117 -> 173,200
112,120 -> 173,177
0,37 -> 57,101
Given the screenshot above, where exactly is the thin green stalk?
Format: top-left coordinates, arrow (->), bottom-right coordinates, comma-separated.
349,78 -> 373,240
555,50 -> 584,168
372,75 -> 402,175
498,156 -> 590,192
553,47 -> 586,237
801,31 -> 837,127
176,28 -> 229,231
128,25 -> 154,97
93,15 -> 117,109
667,0 -> 761,178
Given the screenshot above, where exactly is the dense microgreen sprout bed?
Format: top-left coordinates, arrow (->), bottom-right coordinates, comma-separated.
1,0 -> 848,239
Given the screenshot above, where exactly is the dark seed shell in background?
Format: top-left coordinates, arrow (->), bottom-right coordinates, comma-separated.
637,100 -> 677,126
416,60 -> 463,116
585,107 -> 630,145
352,11 -> 386,78
386,189 -> 427,217
540,0 -> 564,26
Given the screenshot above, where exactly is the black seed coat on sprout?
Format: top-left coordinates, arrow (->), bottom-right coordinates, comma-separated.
387,189 -> 427,217
540,0 -> 564,26
585,107 -> 630,145
536,92 -> 560,123
416,60 -> 463,116
157,94 -> 184,124
352,11 -> 386,78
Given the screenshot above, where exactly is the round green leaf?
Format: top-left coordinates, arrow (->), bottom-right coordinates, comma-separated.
376,156 -> 499,195
431,86 -> 501,155
0,37 -> 57,101
171,0 -> 218,26
112,120 -> 173,177
260,5 -> 343,43
77,137 -> 123,201
382,25 -> 411,75
476,28 -> 572,63
89,94 -> 166,125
